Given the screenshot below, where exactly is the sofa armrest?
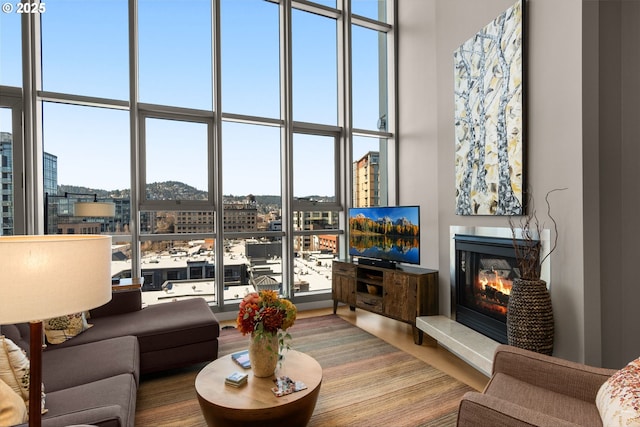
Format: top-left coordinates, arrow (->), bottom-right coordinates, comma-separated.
491,345 -> 616,402
90,289 -> 142,319
457,392 -> 583,427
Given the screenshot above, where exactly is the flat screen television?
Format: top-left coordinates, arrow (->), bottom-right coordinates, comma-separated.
348,205 -> 420,268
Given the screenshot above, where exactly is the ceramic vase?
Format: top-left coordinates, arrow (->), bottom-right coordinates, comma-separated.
506,278 -> 554,355
248,332 -> 279,377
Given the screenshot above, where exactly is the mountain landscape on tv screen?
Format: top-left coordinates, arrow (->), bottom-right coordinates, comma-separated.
349,207 -> 420,265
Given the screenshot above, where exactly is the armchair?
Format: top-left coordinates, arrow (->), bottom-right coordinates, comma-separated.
457,344 -> 617,426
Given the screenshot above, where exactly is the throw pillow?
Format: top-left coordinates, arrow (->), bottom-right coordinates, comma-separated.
0,378 -> 27,425
0,335 -> 47,417
596,356 -> 640,427
44,312 -> 93,345
0,335 -> 30,402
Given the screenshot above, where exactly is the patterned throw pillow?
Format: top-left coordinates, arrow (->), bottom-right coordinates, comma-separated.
0,336 -> 47,416
596,356 -> 640,427
0,378 -> 27,425
0,335 -> 30,402
44,312 -> 93,344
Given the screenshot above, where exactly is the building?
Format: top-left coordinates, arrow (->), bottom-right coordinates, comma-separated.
292,210 -> 338,252
0,133 -> 13,235
170,200 -> 259,234
174,211 -> 214,234
112,252 -> 248,291
222,200 -> 258,232
317,234 -> 337,254
353,151 -> 380,208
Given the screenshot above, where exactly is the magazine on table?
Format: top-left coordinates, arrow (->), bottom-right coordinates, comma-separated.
271,375 -> 307,397
231,350 -> 251,369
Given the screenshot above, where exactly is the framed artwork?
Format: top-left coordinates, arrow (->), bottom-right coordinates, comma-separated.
454,0 -> 525,215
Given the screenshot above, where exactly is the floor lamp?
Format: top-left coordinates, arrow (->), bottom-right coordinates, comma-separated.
0,235 -> 113,427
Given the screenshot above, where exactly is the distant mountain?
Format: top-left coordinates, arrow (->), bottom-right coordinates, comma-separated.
350,213 -> 418,237
57,184 -> 121,199
146,181 -> 207,201
58,181 -> 207,201
58,181 -> 333,210
57,182 -> 329,211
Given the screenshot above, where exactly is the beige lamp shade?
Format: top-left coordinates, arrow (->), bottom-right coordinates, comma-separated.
0,235 -> 113,324
74,201 -> 116,217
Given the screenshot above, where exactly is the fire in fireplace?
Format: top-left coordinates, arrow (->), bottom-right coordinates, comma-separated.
476,258 -> 513,315
453,234 -> 538,344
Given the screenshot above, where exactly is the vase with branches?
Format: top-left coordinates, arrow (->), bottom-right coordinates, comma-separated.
506,188 -> 566,355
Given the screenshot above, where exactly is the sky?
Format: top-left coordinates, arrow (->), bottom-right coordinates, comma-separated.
0,0 -> 386,197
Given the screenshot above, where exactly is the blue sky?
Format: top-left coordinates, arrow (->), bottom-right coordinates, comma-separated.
0,0 -> 385,196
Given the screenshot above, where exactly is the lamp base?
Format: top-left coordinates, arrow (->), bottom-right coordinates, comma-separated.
29,321 -> 42,427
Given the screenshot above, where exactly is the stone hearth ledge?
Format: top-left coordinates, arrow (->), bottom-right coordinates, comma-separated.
416,315 -> 499,377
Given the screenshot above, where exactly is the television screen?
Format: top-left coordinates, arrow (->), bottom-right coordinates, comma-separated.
348,206 -> 420,265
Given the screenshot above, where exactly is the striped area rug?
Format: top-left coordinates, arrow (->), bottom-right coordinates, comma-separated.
135,314 -> 472,427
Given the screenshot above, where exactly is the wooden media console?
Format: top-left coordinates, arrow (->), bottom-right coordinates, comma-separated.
332,260 -> 439,345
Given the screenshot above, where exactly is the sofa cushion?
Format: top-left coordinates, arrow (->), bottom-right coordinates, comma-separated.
42,335 -> 140,393
89,289 -> 142,319
485,372 -> 601,426
140,339 -> 217,374
43,312 -> 92,345
596,356 -> 640,427
0,378 -> 27,425
37,373 -> 137,427
50,298 -> 219,353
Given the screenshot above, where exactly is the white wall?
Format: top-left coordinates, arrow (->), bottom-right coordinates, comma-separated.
396,0 -> 440,270
398,0 -> 592,363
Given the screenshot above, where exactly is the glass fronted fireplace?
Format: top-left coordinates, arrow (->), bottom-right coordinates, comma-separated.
453,234 -> 538,344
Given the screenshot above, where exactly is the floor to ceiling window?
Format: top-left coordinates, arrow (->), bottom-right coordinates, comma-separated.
0,0 -> 396,313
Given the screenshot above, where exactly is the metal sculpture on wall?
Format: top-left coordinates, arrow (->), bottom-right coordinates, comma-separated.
454,0 -> 525,215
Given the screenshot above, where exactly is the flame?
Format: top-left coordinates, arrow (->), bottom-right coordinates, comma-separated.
479,271 -> 512,295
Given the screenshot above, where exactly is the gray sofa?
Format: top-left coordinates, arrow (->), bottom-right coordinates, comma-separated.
2,290 -> 220,427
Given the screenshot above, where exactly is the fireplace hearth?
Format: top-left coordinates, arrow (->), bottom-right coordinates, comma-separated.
453,234 -> 539,344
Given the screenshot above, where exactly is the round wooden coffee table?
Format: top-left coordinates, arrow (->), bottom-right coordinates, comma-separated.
195,350 -> 322,427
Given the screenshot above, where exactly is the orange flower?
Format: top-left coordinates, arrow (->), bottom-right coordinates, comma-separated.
261,306 -> 284,333
236,291 -> 297,336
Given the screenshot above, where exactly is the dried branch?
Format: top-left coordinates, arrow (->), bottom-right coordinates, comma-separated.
539,188 -> 567,266
509,188 -> 567,280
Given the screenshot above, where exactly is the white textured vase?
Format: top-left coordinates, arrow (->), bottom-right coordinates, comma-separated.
248,333 -> 279,377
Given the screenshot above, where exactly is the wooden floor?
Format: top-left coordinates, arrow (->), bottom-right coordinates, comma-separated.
220,305 -> 490,392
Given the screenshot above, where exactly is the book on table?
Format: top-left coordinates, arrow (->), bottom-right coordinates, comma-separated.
231,350 -> 251,369
225,371 -> 248,387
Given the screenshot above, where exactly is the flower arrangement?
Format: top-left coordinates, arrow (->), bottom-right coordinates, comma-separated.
236,290 -> 297,352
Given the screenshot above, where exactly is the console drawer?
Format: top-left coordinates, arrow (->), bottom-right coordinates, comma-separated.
333,262 -> 356,276
356,293 -> 383,313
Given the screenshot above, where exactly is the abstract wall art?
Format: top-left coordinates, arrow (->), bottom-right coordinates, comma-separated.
454,0 -> 525,216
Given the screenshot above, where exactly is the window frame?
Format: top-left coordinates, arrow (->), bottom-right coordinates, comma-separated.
138,106 -> 215,211
0,87 -> 25,235
8,0 -> 397,314
291,124 -> 342,211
